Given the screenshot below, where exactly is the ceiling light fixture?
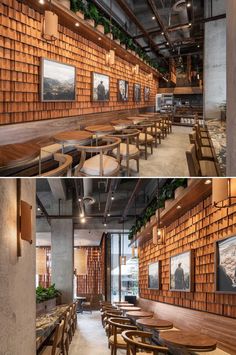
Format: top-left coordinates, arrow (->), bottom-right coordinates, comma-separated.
75,22 -> 80,27
39,0 -> 45,4
152,16 -> 155,20
205,179 -> 212,185
111,192 -> 115,201
187,2 -> 191,7
176,205 -> 182,210
212,178 -> 236,209
107,213 -> 111,217
153,179 -> 165,245
80,217 -> 86,224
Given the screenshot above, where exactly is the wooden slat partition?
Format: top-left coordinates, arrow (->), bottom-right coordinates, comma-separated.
0,0 -> 158,125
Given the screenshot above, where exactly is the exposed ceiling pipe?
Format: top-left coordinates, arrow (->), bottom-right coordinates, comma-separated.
83,179 -> 94,214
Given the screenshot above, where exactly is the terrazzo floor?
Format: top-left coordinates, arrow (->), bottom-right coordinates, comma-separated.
122,125 -> 192,177
69,311 -> 126,355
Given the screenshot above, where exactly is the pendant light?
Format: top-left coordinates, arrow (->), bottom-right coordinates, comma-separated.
153,179 -> 165,245
106,0 -> 115,66
120,219 -> 126,265
212,178 -> 236,208
43,1 -> 59,41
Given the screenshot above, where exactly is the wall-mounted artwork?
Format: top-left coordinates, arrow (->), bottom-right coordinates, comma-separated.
170,251 -> 193,292
148,261 -> 160,289
144,87 -> 150,101
92,72 -> 110,101
118,80 -> 129,102
41,58 -> 76,102
133,83 -> 141,102
215,235 -> 236,293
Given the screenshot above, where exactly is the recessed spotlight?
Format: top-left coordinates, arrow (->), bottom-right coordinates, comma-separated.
37,207 -> 41,211
189,23 -> 192,27
166,42 -> 169,45
161,32 -> 164,35
187,2 -> 191,7
205,179 -> 212,185
80,213 -> 84,218
39,0 -> 45,4
78,198 -> 82,202
104,223 -> 107,227
98,37 -> 102,41
107,213 -> 111,217
75,22 -> 79,27
111,193 -> 115,200
81,217 -> 86,223
152,16 -> 155,20
197,44 -> 200,48
177,205 -> 182,210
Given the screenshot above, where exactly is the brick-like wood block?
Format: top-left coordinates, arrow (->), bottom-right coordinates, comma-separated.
139,197 -> 236,318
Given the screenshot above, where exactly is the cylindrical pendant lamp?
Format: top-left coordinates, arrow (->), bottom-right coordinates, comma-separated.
212,178 -> 236,208
43,11 -> 59,41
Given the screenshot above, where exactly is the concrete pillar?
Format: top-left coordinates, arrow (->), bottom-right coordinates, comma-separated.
204,0 -> 226,120
51,219 -> 74,303
226,0 -> 236,176
0,179 -> 36,355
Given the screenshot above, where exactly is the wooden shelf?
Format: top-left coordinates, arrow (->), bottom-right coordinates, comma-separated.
27,0 -> 159,77
132,179 -> 212,246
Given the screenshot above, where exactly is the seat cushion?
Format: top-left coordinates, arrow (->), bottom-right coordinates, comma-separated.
139,133 -> 153,142
109,334 -> 126,346
113,143 -> 139,157
201,147 -> 214,159
200,160 -> 218,176
81,155 -> 119,176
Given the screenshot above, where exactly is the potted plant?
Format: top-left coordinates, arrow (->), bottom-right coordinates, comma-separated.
70,0 -> 86,19
36,284 -> 61,315
84,3 -> 100,27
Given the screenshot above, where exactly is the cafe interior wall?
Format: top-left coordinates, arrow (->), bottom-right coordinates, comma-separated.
0,179 -> 36,355
0,0 -> 158,125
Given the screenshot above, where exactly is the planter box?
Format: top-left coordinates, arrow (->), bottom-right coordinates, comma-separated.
165,198 -> 174,210
131,50 -> 136,56
57,0 -> 70,9
114,39 -> 121,45
97,24 -> 104,34
86,19 -> 95,27
36,297 -> 57,316
121,44 -> 126,49
76,11 -> 84,20
174,186 -> 185,199
106,33 -> 113,40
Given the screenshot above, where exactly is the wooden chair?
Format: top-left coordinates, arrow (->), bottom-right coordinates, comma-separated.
122,330 -> 169,355
40,153 -> 72,177
111,128 -> 140,176
41,319 -> 65,355
104,310 -> 123,334
133,123 -> 154,160
82,295 -> 93,313
75,137 -> 121,176
186,144 -> 218,176
108,317 -> 137,355
147,120 -> 162,147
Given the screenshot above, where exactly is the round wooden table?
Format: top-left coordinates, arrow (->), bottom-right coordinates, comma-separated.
111,119 -> 131,126
160,330 -> 217,352
53,130 -> 92,151
120,306 -> 141,313
0,142 -> 41,172
126,311 -> 153,319
85,124 -> 115,135
136,318 -> 173,330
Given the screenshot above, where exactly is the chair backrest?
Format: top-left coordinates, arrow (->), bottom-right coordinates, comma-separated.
122,330 -> 169,355
186,144 -> 201,176
41,153 -> 72,177
108,317 -> 137,344
51,319 -> 65,355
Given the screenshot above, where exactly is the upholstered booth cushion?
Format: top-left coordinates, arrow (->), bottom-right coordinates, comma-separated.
200,161 -> 218,176
139,133 -> 153,142
109,334 -> 126,346
113,143 -> 139,157
81,155 -> 119,176
201,147 -> 214,159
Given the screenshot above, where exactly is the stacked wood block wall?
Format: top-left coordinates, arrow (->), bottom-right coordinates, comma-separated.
0,0 -> 158,125
37,247 -> 51,288
77,247 -> 102,295
139,196 -> 236,318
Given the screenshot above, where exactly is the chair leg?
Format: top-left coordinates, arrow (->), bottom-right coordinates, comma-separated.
127,158 -> 130,176
145,143 -> 147,160
136,158 -> 139,173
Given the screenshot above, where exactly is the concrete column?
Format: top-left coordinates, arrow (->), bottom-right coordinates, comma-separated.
51,219 -> 74,303
0,179 -> 36,355
204,0 -> 226,120
226,0 -> 236,176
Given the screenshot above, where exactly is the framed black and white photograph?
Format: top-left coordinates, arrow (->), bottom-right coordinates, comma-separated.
118,80 -> 129,102
41,58 -> 76,102
92,72 -> 110,102
133,83 -> 141,102
215,235 -> 236,294
144,87 -> 150,101
170,251 -> 193,292
148,261 -> 160,289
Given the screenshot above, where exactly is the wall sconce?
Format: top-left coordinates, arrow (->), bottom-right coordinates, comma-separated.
212,178 -> 236,208
105,50 -> 115,66
17,180 -> 33,257
132,244 -> 138,258
43,10 -> 59,41
152,224 -> 165,245
132,64 -> 139,75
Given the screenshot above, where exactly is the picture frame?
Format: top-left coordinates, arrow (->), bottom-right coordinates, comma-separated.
41,58 -> 76,102
169,250 -> 194,292
91,72 -> 110,102
133,83 -> 141,102
148,261 -> 160,290
117,80 -> 129,102
215,234 -> 236,294
144,87 -> 150,102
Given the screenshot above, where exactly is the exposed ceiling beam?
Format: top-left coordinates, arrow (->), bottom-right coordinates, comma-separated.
47,178 -> 67,200
103,179 -> 121,220
36,194 -> 51,226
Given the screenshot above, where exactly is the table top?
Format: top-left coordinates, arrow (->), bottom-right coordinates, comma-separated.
160,330 -> 217,351
136,318 -> 173,329
53,130 -> 92,144
0,142 -> 41,170
120,306 -> 141,311
36,304 -> 69,350
85,125 -> 115,133
126,311 -> 153,318
111,119 -> 131,126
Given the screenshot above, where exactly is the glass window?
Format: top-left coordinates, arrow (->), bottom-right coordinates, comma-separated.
111,234 -> 120,302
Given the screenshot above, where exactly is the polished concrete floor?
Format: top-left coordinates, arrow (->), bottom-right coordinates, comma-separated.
125,125 -> 191,177
69,311 -> 126,355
